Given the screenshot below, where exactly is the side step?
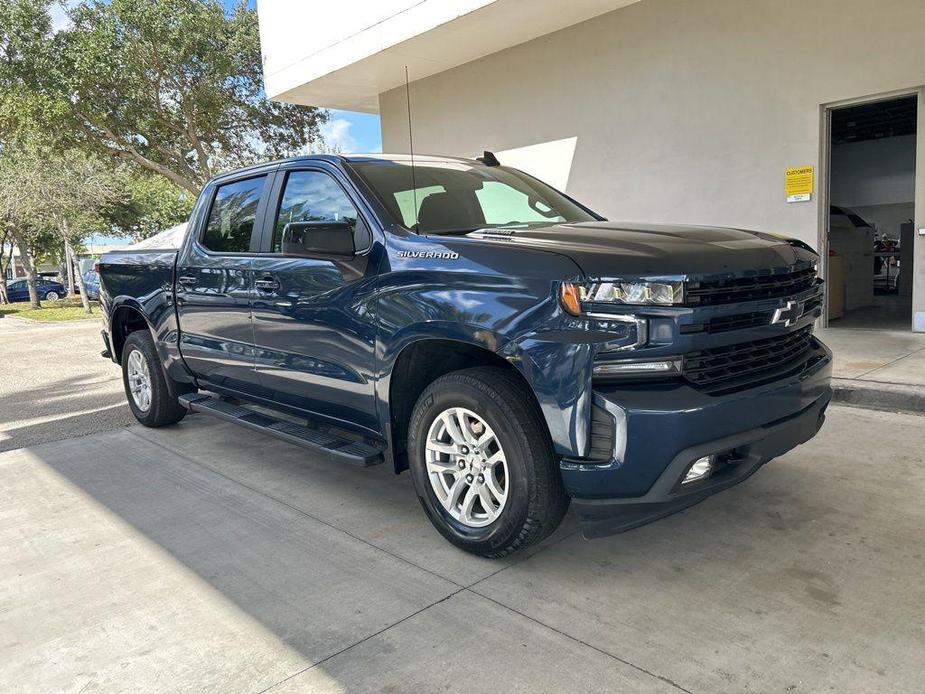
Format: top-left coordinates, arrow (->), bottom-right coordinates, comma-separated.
179,393 -> 385,467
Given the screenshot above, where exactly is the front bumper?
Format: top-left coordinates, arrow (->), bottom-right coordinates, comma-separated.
564,338 -> 833,538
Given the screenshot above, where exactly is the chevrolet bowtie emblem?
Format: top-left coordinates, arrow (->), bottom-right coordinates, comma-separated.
770,300 -> 803,327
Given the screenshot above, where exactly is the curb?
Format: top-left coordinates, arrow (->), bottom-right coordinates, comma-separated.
831,378 -> 925,416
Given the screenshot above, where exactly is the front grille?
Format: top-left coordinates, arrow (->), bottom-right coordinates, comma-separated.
680,310 -> 772,335
683,327 -> 815,393
686,268 -> 818,305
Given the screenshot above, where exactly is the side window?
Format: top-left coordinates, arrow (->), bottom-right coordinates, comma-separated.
201,175 -> 267,253
272,171 -> 358,253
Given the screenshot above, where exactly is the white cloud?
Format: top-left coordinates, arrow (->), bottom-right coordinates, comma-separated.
320,117 -> 359,154
48,1 -> 76,33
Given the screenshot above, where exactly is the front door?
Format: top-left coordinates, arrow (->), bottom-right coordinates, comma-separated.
250,166 -> 382,433
175,172 -> 272,395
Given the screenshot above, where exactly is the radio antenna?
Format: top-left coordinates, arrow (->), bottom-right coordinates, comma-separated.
404,65 -> 419,230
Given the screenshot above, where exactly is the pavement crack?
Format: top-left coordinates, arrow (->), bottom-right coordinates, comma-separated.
256,588 -> 467,694
466,588 -> 695,694
853,342 -> 925,379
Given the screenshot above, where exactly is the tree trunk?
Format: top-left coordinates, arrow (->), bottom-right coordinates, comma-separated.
64,242 -> 75,296
65,237 -> 92,314
0,231 -> 10,304
10,229 -> 40,310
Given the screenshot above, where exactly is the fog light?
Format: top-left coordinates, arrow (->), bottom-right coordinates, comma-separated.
682,456 -> 713,484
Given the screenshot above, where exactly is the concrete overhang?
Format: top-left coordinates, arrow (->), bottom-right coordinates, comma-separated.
257,0 -> 642,113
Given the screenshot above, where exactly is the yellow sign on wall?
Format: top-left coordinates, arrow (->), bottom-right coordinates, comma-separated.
785,166 -> 814,203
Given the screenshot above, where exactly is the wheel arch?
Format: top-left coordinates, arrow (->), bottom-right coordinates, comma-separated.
384,336 -> 548,474
110,302 -> 155,364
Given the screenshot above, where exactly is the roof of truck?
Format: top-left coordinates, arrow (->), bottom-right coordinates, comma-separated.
211,153 -> 485,181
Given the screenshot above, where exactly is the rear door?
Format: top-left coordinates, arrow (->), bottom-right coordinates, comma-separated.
7,280 -> 26,301
249,163 -> 383,433
175,170 -> 273,395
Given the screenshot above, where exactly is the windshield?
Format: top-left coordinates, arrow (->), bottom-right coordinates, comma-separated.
348,160 -> 597,234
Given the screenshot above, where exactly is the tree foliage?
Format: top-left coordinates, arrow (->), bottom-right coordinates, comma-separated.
49,0 -> 326,194
1,0 -> 327,307
1,0 -> 74,143
109,171 -> 195,240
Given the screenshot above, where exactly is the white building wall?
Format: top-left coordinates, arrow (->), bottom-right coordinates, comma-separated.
379,0 -> 925,250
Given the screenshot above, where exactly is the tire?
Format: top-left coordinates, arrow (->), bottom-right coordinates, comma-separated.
408,367 -> 569,558
44,291 -> 60,301
121,330 -> 192,427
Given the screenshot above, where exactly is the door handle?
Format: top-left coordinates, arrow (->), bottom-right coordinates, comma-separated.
177,275 -> 198,286
255,277 -> 280,292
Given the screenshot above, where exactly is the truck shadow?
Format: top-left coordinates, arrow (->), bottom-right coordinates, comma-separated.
16,412 -> 856,689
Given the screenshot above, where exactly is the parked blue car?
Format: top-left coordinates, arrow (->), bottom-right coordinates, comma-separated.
5,278 -> 67,302
81,271 -> 101,300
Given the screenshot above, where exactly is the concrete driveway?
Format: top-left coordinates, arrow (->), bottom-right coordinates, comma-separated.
2,401 -> 924,693
0,316 -> 133,452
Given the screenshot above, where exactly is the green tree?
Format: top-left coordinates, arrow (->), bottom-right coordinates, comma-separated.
49,0 -> 326,194
108,171 -> 195,240
0,142 -> 47,309
35,148 -> 121,313
0,1 -> 67,308
0,0 -> 63,141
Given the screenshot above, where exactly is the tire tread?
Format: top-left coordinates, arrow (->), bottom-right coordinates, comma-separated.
122,330 -> 191,427
409,366 -> 569,558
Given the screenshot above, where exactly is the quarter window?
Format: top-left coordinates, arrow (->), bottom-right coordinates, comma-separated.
272,171 -> 358,253
201,176 -> 267,253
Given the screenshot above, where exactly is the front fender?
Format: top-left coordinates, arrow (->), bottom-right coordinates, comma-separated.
503,336 -> 594,457
379,317 -> 596,459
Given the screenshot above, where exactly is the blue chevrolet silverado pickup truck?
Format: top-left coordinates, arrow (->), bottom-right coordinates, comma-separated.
99,153 -> 832,557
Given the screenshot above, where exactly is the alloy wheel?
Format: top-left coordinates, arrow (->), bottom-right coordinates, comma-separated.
425,407 -> 509,528
127,349 -> 152,412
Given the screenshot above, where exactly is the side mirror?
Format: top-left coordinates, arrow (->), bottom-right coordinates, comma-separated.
281,220 -> 356,258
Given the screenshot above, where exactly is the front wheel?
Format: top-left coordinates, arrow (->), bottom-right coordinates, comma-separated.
408,367 -> 569,558
121,330 -> 192,427
44,291 -> 60,301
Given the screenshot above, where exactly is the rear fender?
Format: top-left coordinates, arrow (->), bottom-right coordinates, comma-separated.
107,295 -> 192,386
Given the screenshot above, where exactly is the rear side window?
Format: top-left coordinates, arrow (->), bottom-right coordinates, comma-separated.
201,176 -> 267,253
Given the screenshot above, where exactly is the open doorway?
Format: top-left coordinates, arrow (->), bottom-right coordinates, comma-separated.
825,94 -> 917,330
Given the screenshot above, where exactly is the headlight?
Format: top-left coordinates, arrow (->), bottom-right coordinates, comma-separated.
560,281 -> 684,314
582,281 -> 683,305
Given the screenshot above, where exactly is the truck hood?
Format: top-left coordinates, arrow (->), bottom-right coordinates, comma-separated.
464,222 -> 813,278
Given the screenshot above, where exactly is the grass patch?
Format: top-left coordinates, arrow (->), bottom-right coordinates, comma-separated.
0,297 -> 101,321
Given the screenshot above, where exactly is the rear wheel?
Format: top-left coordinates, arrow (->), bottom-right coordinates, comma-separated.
121,330 -> 192,427
408,367 -> 569,558
44,291 -> 59,301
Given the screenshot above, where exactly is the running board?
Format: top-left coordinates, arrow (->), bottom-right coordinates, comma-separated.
179,393 -> 385,467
